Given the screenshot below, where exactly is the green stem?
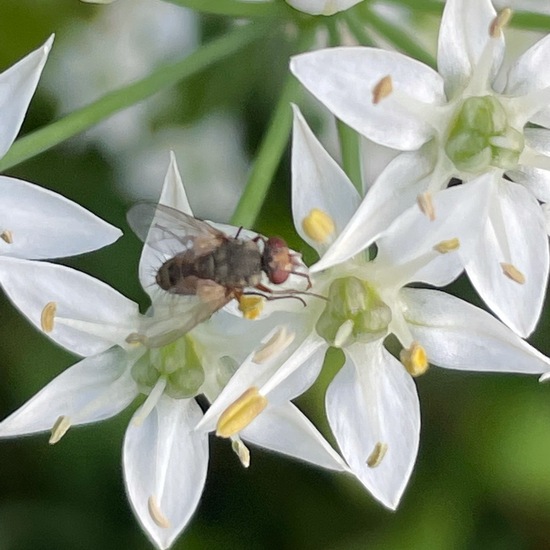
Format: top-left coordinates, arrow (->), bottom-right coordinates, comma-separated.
362,5 -> 436,68
0,23 -> 267,172
337,120 -> 362,193
165,0 -> 292,17
510,11 -> 550,31
386,0 -> 442,15
344,11 -> 375,46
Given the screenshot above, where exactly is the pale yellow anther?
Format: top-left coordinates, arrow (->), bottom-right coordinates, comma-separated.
148,496 -> 171,529
231,438 -> 251,468
238,295 -> 264,320
1,230 -> 13,244
49,415 -> 71,445
433,238 -> 460,254
400,342 -> 429,377
372,75 -> 393,104
302,208 -> 335,244
501,262 -> 525,284
490,8 -> 512,38
253,326 -> 295,364
41,302 -> 57,333
367,442 -> 388,468
216,387 -> 268,438
417,192 -> 436,221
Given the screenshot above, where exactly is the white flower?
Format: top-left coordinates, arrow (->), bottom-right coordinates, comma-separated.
291,0 -> 550,337
0,36 -> 122,258
285,0 -> 363,16
0,154 -> 345,549
221,107 -> 550,510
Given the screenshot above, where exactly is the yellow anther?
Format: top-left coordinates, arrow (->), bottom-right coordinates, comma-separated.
238,295 -> 264,320
372,75 -> 393,104
433,238 -> 460,254
216,387 -> 268,438
253,326 -> 295,364
501,262 -> 525,284
490,8 -> 512,38
41,302 -> 57,333
148,496 -> 171,529
1,230 -> 13,244
49,415 -> 71,445
417,192 -> 436,221
400,342 -> 429,377
231,438 -> 251,468
366,442 -> 388,468
302,208 -> 335,244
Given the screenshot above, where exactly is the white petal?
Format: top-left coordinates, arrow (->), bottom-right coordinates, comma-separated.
0,176 -> 122,259
465,178 -> 548,337
286,0 -> 362,15
0,258 -> 139,356
312,147 -> 434,273
326,342 -> 420,509
506,33 -> 550,127
437,0 -> 501,98
291,105 -> 361,255
0,36 -> 53,158
124,396 -> 208,550
290,48 -> 445,150
0,348 -> 138,437
401,288 -> 550,374
242,401 -> 348,470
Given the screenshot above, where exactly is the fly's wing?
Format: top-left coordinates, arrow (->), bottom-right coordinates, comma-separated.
127,202 -> 225,258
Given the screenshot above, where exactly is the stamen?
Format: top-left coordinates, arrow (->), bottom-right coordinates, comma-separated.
333,319 -> 354,349
433,238 -> 460,254
125,332 -> 146,345
253,326 -> 295,364
0,230 -> 13,244
238,295 -> 264,320
366,441 -> 388,468
132,376 -> 167,427
501,262 -> 525,284
148,496 -> 170,528
231,438 -> 251,468
49,415 -> 71,445
372,75 -> 393,104
417,192 -> 436,221
400,342 -> 429,377
41,302 -> 57,333
216,387 -> 268,438
490,8 -> 512,38
302,208 -> 335,244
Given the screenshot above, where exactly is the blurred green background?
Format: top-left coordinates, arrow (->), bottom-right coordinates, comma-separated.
2,1 -> 550,549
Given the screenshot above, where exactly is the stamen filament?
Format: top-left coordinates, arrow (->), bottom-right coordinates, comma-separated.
132,376 -> 167,427
253,326 -> 295,364
49,415 -> 71,445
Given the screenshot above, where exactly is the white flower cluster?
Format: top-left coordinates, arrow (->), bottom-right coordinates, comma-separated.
2,0 -> 550,548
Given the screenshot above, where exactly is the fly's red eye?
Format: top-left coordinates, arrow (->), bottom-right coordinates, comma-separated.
269,269 -> 290,284
266,237 -> 287,251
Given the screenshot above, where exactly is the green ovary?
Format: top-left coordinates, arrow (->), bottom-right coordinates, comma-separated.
131,335 -> 205,399
316,277 -> 391,347
445,96 -> 524,172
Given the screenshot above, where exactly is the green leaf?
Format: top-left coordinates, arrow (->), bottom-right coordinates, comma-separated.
164,0 -> 293,18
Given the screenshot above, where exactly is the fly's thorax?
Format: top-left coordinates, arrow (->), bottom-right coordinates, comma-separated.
131,334 -> 205,399
316,276 -> 392,347
445,95 -> 524,173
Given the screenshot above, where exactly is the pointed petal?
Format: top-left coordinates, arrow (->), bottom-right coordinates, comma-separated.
290,48 -> 445,150
465,178 -> 548,336
124,396 -> 208,550
242,401 -> 348,471
326,342 -> 420,509
0,258 -> 139,356
312,147 -> 434,273
0,348 -> 138,437
401,288 -> 550,374
437,0 -> 501,97
0,176 -> 122,259
286,0 -> 362,15
291,105 -> 360,255
0,36 -> 53,158
506,33 -> 550,127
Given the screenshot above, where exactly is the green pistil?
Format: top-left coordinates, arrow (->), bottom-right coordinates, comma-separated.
316,277 -> 391,347
445,95 -> 524,172
131,335 -> 205,399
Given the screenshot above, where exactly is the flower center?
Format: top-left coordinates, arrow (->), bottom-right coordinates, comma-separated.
316,277 -> 391,347
131,335 -> 205,399
445,95 -> 524,173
